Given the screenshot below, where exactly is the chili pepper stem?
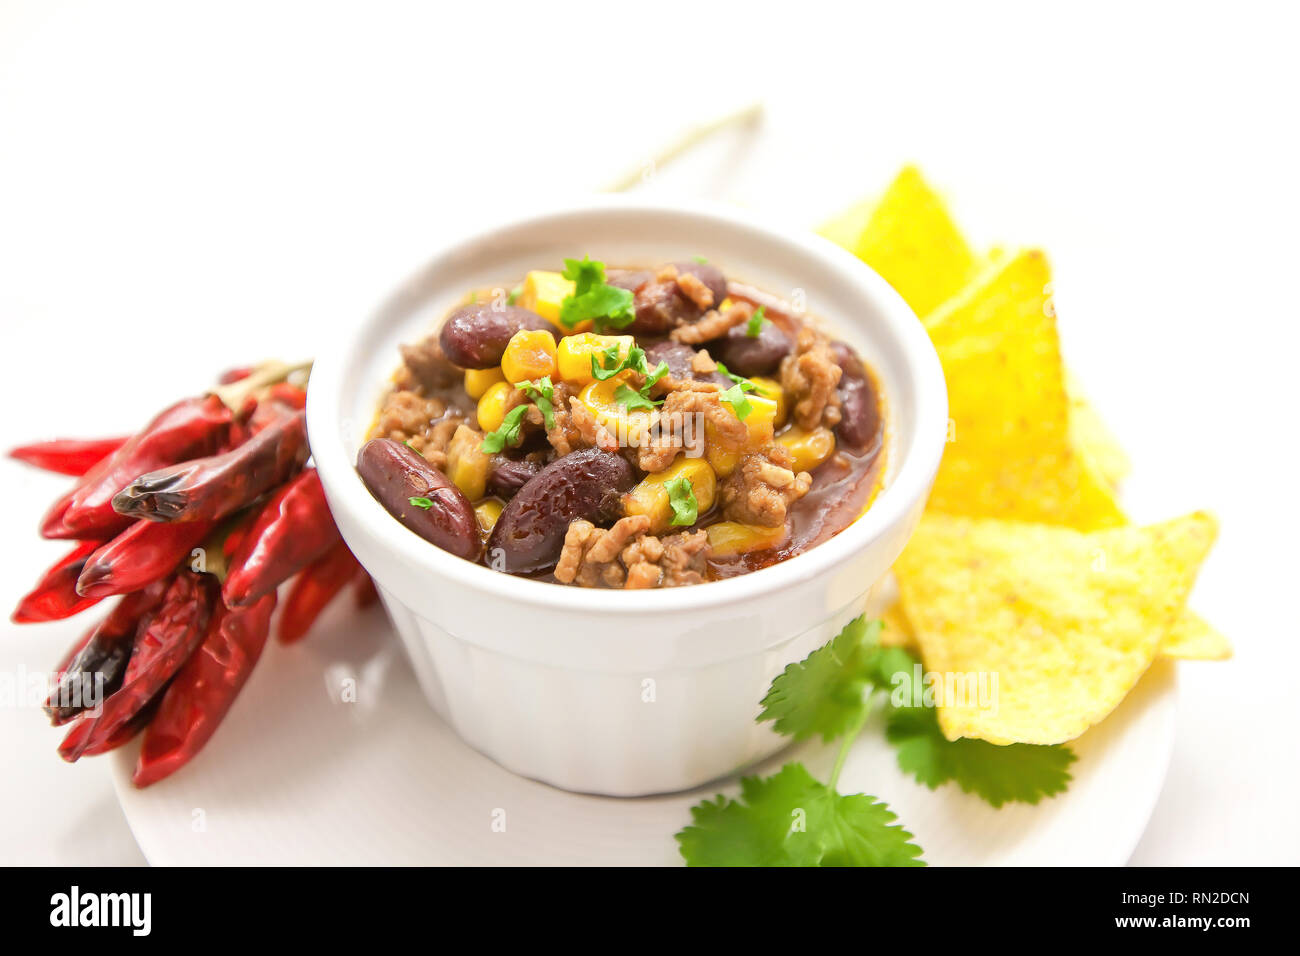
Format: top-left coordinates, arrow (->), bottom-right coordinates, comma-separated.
211,360 -> 312,412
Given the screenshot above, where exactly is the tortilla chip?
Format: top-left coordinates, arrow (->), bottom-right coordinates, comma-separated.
923,249 -> 1127,530
879,597 -> 1224,664
1066,372 -> 1132,489
1159,611 -> 1233,661
879,600 -> 920,653
816,196 -> 875,251
833,166 -> 980,318
894,511 -> 1218,745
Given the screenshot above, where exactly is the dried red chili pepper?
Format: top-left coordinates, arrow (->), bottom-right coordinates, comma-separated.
110,410 -> 308,523
75,519 -> 216,599
11,540 -> 105,623
267,382 -> 307,410
40,396 -> 232,540
61,695 -> 162,757
278,542 -> 359,644
132,592 -> 276,787
60,571 -> 217,761
222,469 -> 340,608
9,437 -> 129,477
45,579 -> 169,724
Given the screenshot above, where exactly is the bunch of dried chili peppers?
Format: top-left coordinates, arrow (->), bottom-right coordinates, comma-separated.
9,361 -> 375,787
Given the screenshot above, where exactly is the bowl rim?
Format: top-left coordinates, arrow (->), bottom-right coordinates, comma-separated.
308,195 -> 947,616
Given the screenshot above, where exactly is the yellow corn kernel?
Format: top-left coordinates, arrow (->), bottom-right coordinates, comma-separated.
622,456 -> 717,532
706,521 -> 787,557
706,392 -> 779,477
556,333 -> 636,385
446,425 -> 489,501
748,376 -> 787,427
476,380 -> 515,433
474,498 -> 504,534
578,374 -> 656,443
501,329 -> 558,384
776,425 -> 837,473
464,366 -> 505,400
517,270 -> 579,329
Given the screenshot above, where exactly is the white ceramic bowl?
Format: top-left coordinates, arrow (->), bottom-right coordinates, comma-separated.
308,197 -> 947,796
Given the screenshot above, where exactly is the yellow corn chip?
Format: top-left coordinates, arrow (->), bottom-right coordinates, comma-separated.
1158,610 -> 1233,661
832,166 -> 979,318
923,249 -> 1127,531
1066,372 -> 1132,489
894,511 -> 1218,745
879,598 -> 1224,664
816,196 -> 875,251
879,600 -> 920,653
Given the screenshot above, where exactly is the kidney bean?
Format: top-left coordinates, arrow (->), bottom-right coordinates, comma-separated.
710,321 -> 791,377
356,439 -> 480,561
627,262 -> 728,336
642,340 -> 729,387
486,448 -> 635,574
830,342 -> 882,451
438,304 -> 556,369
486,455 -> 542,498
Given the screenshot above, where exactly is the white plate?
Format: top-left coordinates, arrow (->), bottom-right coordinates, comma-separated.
111,597 -> 1177,866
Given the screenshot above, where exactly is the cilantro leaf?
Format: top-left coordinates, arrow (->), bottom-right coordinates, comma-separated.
719,382 -> 754,421
614,384 -> 659,412
758,616 -> 888,742
516,377 -> 556,430
692,255 -> 709,264
479,404 -> 530,453
885,699 -> 1076,807
408,496 -> 434,509
676,764 -> 924,867
746,306 -> 768,337
714,361 -> 758,421
590,343 -> 628,381
506,285 -> 521,306
665,475 -> 698,526
643,360 -> 670,391
803,788 -> 926,867
559,257 -> 635,332
676,764 -> 825,867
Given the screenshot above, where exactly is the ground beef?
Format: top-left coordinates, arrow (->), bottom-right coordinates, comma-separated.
637,383 -> 746,472
779,326 -> 843,430
720,442 -> 812,527
671,300 -> 754,345
547,387 -> 618,456
554,516 -> 710,589
675,270 -> 716,311
397,334 -> 463,392
372,390 -> 469,466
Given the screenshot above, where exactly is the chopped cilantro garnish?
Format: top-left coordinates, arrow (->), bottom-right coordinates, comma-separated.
715,361 -> 758,420
506,285 -> 522,306
746,306 -> 768,337
719,381 -> 754,420
591,343 -> 640,381
559,257 -> 636,332
408,496 -> 434,510
516,377 -> 556,430
614,384 -> 659,412
479,404 -> 531,453
665,475 -> 698,526
692,255 -> 709,264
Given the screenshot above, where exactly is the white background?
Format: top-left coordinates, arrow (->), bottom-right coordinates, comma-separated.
1,0 -> 1297,865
